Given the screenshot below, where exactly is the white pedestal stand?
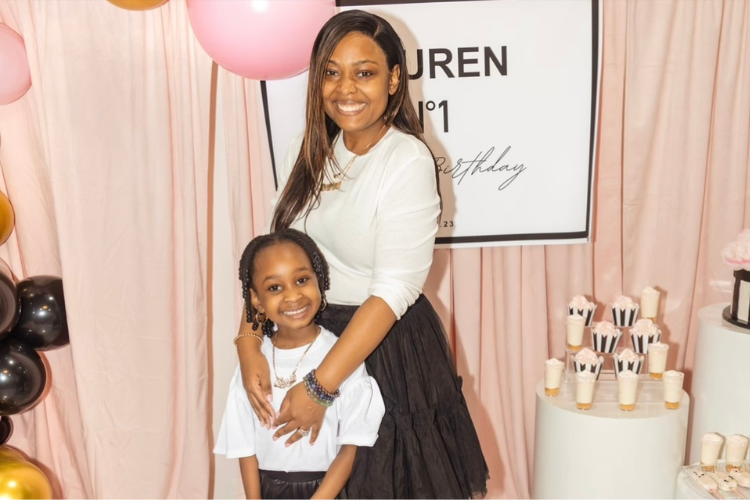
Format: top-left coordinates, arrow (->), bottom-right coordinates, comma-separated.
532,378 -> 689,498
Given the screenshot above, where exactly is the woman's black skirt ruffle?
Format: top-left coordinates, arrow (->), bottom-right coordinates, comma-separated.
318,295 -> 489,499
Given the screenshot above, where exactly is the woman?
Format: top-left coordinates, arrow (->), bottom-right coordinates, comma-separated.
234,9 -> 488,499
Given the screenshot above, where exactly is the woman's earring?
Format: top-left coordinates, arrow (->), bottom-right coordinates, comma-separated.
320,297 -> 328,311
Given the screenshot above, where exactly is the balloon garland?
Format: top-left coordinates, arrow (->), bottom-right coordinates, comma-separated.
106,0 -> 169,11
0,451 -> 52,499
0,190 -> 61,493
10,276 -> 69,351
0,23 -> 31,105
0,192 -> 14,246
0,28 -> 64,479
0,418 -> 12,446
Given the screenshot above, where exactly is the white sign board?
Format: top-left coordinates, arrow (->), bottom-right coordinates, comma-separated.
262,0 -> 601,248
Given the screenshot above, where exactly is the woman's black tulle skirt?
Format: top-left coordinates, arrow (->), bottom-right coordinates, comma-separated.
318,295 -> 489,499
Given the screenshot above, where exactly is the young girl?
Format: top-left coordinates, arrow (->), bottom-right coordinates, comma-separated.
215,228 -> 385,499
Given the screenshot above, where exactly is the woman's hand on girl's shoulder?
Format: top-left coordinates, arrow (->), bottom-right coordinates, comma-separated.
272,382 -> 327,446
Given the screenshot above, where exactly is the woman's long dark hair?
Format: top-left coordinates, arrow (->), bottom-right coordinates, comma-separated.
271,9 -> 429,232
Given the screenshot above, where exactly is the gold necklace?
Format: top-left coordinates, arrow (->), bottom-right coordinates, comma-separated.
321,124 -> 388,192
272,327 -> 321,389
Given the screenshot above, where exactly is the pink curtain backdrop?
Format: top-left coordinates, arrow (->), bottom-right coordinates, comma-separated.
0,0 -> 748,498
0,0 -> 214,497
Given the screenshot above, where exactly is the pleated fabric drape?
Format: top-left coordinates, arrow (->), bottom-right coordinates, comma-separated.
0,1 -> 213,497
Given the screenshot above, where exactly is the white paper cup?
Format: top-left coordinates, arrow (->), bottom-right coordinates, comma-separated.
544,358 -> 565,396
575,371 -> 597,410
640,287 -> 660,319
663,370 -> 684,409
617,370 -> 639,411
647,342 -> 669,378
726,434 -> 749,470
700,433 -> 724,472
566,314 -> 586,350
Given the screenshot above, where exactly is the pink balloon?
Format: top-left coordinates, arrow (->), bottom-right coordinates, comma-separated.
0,23 -> 31,105
187,0 -> 336,81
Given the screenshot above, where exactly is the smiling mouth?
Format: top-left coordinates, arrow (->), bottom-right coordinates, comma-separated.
335,102 -> 366,113
282,305 -> 310,317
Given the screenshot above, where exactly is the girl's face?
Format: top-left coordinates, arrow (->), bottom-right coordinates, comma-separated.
250,241 -> 321,339
322,32 -> 400,146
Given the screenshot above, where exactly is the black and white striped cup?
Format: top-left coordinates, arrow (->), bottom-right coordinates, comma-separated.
591,328 -> 622,353
614,353 -> 644,377
572,357 -> 604,380
611,305 -> 640,327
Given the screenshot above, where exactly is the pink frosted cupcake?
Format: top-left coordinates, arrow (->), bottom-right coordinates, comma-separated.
629,318 -> 662,353
614,348 -> 644,377
572,347 -> 604,380
568,295 -> 597,326
611,295 -> 640,327
590,321 -> 622,353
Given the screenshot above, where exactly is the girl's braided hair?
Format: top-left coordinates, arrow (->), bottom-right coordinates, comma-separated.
238,228 -> 330,337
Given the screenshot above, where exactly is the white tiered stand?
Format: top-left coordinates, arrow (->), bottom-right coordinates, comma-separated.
532,377 -> 689,498
532,319 -> 691,500
688,303 -> 750,465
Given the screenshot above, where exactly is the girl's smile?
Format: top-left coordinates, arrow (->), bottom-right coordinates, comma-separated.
281,304 -> 311,318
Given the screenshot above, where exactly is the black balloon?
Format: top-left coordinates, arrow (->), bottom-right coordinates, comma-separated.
0,259 -> 19,337
0,339 -> 46,416
0,416 -> 12,445
10,276 -> 69,351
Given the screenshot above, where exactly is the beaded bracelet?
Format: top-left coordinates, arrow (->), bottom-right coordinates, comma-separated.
303,369 -> 340,408
233,331 -> 264,346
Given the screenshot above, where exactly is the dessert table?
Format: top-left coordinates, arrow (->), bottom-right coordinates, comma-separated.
689,303 -> 750,464
532,377 -> 689,498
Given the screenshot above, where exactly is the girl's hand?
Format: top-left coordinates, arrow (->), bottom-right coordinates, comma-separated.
273,382 -> 327,446
241,347 -> 276,428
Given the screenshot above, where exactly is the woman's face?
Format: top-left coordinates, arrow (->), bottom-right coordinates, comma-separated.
322,32 -> 400,146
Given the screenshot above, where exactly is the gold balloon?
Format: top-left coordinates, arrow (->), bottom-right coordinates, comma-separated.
106,0 -> 169,11
0,458 -> 52,499
0,447 -> 23,462
0,191 -> 14,246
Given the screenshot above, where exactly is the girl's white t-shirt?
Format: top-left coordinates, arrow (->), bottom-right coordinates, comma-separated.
214,327 -> 385,471
272,128 -> 441,319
